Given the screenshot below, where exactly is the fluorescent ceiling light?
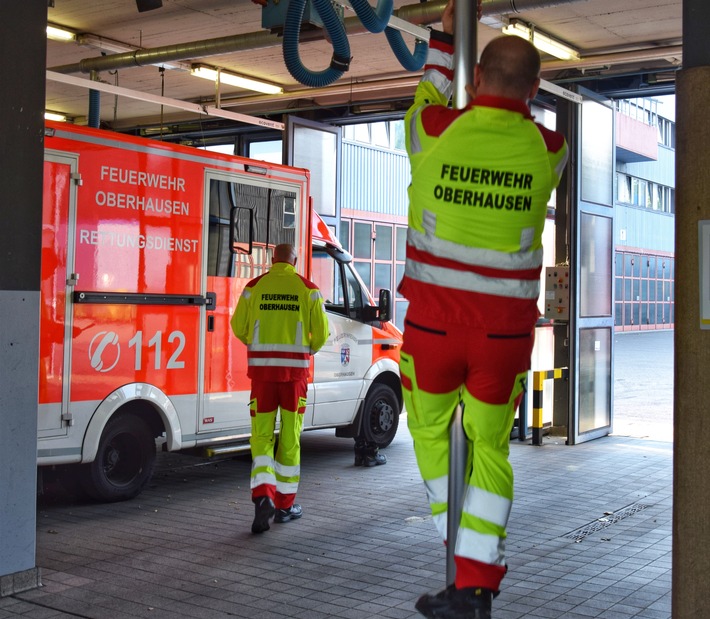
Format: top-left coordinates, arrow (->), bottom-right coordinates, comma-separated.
47,24 -> 76,42
45,111 -> 68,122
191,65 -> 283,96
502,20 -> 580,61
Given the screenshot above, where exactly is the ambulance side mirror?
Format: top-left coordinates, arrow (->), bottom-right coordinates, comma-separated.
230,206 -> 254,254
378,288 -> 391,323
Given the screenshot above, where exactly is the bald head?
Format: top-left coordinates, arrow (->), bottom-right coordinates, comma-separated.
273,243 -> 298,265
475,36 -> 541,101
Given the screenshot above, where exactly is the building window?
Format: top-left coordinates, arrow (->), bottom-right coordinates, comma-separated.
617,173 -> 674,214
615,250 -> 674,331
340,218 -> 409,330
342,120 -> 406,152
657,117 -> 676,150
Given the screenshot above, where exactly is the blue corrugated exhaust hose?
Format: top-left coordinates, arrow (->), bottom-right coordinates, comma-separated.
385,26 -> 428,71
88,88 -> 100,128
283,0 -> 427,87
350,0 -> 393,33
283,0 -> 351,88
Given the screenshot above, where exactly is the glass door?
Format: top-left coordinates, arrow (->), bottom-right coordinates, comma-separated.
569,90 -> 616,444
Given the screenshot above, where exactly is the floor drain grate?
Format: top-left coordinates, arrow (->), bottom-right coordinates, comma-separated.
562,502 -> 651,542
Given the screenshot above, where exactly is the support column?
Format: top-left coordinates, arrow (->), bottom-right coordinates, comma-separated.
0,0 -> 46,595
672,0 -> 710,615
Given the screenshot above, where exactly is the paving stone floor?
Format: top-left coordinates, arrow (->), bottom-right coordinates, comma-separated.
1,331 -> 674,618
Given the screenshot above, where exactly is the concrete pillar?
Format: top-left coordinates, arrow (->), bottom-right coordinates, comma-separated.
0,0 -> 46,595
672,1 -> 710,615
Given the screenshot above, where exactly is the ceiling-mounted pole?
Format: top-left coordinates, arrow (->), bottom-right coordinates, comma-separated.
452,0 -> 477,109
446,0 -> 477,588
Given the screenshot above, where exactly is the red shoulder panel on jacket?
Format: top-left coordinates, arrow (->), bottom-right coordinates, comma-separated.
535,123 -> 566,154
421,105 -> 466,138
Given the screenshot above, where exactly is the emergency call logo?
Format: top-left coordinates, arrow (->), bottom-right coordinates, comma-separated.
89,331 -> 121,372
340,344 -> 350,367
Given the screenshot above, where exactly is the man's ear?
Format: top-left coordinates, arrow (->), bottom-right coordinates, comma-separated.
529,77 -> 541,102
473,64 -> 482,90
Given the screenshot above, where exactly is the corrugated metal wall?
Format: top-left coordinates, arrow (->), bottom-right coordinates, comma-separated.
341,141 -> 410,217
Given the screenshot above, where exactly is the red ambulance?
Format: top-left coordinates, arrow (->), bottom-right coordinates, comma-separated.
40,122 -> 402,501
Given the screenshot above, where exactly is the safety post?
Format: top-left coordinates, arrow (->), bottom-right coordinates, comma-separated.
531,368 -> 569,445
446,0 -> 478,589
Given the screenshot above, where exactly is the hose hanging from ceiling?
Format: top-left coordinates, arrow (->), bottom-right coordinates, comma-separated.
283,0 -> 428,88
350,0 -> 392,33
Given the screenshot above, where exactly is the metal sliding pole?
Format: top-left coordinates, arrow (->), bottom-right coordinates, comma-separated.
446,0 -> 477,588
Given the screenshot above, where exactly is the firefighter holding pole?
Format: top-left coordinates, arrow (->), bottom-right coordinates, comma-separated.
398,1 -> 569,616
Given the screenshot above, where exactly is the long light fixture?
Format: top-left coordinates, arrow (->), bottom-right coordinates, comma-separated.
502,20 -> 580,61
191,65 -> 283,96
47,24 -> 76,42
44,111 -> 68,122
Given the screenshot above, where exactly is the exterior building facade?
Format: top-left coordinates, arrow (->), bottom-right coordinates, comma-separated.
613,97 -> 675,331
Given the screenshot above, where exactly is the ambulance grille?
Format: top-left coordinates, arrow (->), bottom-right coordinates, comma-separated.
562,502 -> 651,542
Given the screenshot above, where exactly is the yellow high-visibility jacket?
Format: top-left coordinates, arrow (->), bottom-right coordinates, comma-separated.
400,30 -> 569,331
231,262 -> 329,382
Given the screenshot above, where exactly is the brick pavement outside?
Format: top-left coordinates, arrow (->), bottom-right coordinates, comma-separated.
1,332 -> 673,618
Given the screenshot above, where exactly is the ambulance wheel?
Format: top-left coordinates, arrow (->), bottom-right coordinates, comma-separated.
80,413 -> 156,502
358,384 -> 400,448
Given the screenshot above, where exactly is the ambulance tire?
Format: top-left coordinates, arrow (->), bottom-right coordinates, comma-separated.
358,383 -> 400,448
80,413 -> 157,502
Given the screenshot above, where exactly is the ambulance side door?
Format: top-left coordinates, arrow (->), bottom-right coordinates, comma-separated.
38,151 -> 78,437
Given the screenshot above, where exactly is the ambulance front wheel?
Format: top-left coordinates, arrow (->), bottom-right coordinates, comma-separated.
80,413 -> 157,502
358,383 -> 400,448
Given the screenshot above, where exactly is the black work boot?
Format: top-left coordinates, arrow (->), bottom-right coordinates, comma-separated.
364,443 -> 387,467
415,585 -> 493,619
354,440 -> 367,466
251,496 -> 275,534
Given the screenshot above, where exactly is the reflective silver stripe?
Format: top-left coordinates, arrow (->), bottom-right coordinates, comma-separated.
455,527 -> 506,566
554,153 -> 567,179
432,511 -> 448,541
275,462 -> 300,478
463,487 -> 512,529
407,259 -> 540,299
250,471 -> 276,490
423,69 -> 453,102
409,225 -> 543,272
295,321 -> 303,346
310,289 -> 323,301
252,455 -> 273,469
426,46 -> 452,72
248,342 -> 311,354
242,289 -> 252,299
424,475 -> 448,506
249,358 -> 310,368
409,109 -> 423,155
276,480 -> 299,494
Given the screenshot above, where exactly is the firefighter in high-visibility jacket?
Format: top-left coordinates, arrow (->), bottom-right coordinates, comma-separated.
399,2 -> 569,617
232,243 -> 329,534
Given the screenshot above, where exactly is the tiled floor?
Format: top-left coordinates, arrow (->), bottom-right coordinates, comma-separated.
2,425 -> 672,619
2,331 -> 674,618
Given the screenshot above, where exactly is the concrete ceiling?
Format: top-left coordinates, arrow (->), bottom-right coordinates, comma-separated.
45,0 -> 682,134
